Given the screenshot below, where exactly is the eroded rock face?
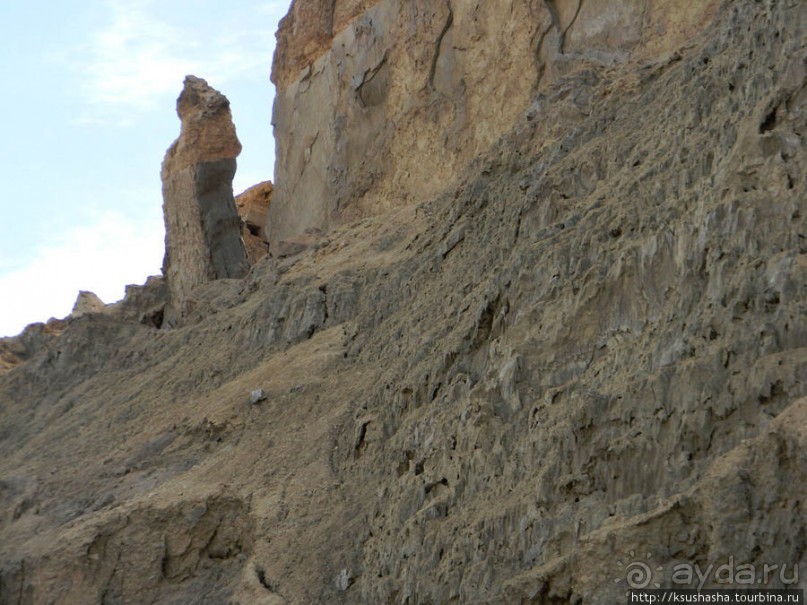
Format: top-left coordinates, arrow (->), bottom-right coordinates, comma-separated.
272,0 -> 381,88
267,0 -> 720,242
0,319 -> 66,376
116,276 -> 168,328
235,180 -> 273,263
161,76 -> 249,323
70,291 -> 105,318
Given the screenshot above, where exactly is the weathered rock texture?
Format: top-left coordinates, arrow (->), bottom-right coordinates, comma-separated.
1,0 -> 806,604
112,276 -> 168,328
272,0 -> 380,88
268,0 -> 722,242
70,290 -> 105,318
0,319 -> 65,376
162,76 -> 249,323
235,180 -> 273,264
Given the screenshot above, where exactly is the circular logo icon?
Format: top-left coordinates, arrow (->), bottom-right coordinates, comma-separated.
615,551 -> 664,590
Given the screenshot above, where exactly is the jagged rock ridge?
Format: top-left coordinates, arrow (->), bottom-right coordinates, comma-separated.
0,0 -> 805,604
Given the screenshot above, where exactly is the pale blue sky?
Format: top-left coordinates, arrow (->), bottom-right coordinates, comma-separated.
0,0 -> 289,336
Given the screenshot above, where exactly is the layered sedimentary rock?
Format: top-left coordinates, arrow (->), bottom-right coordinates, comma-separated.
235,180 -> 273,263
0,1 -> 805,604
161,76 -> 249,322
268,0 -> 721,242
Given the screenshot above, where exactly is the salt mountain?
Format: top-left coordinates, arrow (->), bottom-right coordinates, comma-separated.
0,0 -> 805,603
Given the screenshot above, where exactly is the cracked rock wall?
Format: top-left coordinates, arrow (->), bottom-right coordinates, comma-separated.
0,1 -> 804,604
268,0 -> 720,243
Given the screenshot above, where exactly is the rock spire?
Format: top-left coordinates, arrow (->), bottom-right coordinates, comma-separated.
160,75 -> 249,324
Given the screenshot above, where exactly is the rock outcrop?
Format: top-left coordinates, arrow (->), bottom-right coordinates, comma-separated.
0,278 -> 168,376
70,290 -> 105,318
272,0 -> 382,88
113,275 -> 168,328
1,1 -> 805,604
161,76 -> 249,324
235,180 -> 273,263
0,319 -> 65,376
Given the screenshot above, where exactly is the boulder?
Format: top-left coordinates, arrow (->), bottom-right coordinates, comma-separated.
116,275 -> 168,328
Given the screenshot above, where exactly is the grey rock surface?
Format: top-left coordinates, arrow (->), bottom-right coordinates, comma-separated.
267,0 -> 724,243
114,275 -> 168,328
70,291 -> 105,318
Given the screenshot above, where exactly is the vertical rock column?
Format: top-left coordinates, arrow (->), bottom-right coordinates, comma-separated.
161,76 -> 249,324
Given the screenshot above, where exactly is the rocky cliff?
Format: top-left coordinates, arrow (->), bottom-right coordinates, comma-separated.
0,0 -> 805,604
236,180 -> 273,264
267,0 -> 722,241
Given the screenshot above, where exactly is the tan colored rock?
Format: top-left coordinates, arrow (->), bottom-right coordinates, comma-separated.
235,181 -> 273,264
271,227 -> 326,259
117,276 -> 168,328
161,76 -> 249,324
0,318 -> 66,376
0,345 -> 21,375
242,232 -> 270,266
271,0 -> 380,87
163,76 -> 243,172
267,0 -> 721,244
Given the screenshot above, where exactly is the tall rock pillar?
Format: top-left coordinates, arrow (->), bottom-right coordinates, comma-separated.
161,76 -> 249,324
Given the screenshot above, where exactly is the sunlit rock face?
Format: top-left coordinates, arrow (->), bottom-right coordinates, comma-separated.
161,75 -> 249,324
267,0 -> 721,243
235,180 -> 273,264
0,1 -> 805,604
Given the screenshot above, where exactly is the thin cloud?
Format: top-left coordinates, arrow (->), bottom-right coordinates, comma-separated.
75,0 -> 277,122
81,0 -> 196,110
